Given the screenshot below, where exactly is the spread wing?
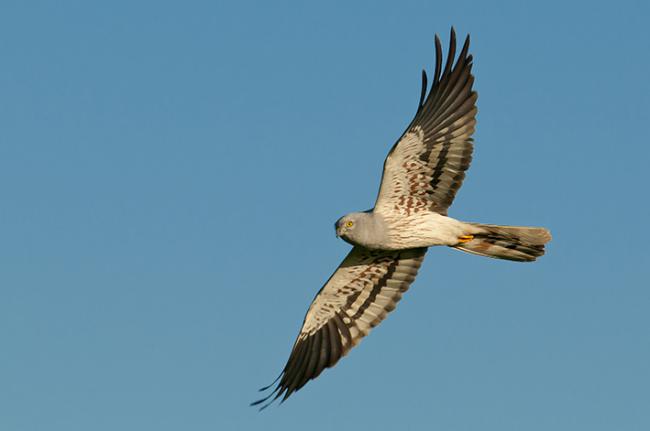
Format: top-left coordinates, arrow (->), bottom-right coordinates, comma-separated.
375,28 -> 478,216
252,246 -> 427,409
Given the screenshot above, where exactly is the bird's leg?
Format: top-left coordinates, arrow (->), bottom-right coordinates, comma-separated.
457,235 -> 474,244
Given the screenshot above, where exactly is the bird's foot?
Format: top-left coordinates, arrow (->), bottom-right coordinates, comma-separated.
457,235 -> 474,244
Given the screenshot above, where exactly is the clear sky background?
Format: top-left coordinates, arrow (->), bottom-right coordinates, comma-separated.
1,1 -> 649,430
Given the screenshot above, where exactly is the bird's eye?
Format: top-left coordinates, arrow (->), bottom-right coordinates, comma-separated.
345,221 -> 354,228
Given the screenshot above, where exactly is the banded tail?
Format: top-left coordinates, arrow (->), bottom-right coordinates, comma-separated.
454,224 -> 552,262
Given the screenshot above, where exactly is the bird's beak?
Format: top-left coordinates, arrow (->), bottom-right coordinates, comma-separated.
335,227 -> 341,238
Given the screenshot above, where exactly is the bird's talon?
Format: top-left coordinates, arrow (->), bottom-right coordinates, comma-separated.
458,235 -> 474,243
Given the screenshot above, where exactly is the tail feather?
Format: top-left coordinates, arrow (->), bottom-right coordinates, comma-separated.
454,223 -> 551,262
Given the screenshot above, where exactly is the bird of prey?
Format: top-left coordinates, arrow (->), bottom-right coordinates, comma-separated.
253,28 -> 551,409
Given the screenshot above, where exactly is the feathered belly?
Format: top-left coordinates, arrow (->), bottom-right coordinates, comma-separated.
383,212 -> 469,249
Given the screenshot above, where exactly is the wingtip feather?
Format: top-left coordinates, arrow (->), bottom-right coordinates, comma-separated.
418,69 -> 428,112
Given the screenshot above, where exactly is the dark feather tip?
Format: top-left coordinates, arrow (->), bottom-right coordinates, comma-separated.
418,70 -> 428,111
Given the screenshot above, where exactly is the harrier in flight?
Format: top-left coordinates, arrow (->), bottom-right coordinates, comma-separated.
253,28 -> 551,409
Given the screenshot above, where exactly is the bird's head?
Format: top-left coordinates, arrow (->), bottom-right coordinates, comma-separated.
335,212 -> 371,245
335,214 -> 355,239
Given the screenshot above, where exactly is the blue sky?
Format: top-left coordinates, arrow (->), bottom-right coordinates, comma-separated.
1,1 -> 649,430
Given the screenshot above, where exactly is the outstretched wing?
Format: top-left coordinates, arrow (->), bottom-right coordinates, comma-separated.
375,28 -> 477,216
252,246 -> 427,409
